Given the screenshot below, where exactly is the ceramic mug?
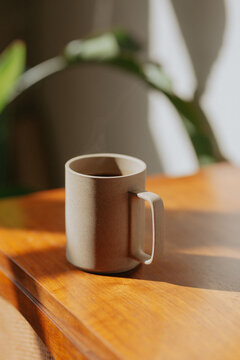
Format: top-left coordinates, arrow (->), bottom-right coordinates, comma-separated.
65,153 -> 164,273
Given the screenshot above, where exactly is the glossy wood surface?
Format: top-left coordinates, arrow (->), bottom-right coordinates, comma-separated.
0,163 -> 240,359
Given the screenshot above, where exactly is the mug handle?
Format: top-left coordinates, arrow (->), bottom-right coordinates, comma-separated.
130,191 -> 164,265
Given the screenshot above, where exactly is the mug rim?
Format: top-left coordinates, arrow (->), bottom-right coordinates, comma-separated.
65,153 -> 147,179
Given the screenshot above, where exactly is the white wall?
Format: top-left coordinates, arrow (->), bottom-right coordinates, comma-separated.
149,0 -> 240,173
201,0 -> 240,164
148,0 -> 199,176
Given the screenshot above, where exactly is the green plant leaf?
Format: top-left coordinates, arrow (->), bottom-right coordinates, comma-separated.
0,41 -> 26,114
65,33 -> 120,63
64,30 -> 140,64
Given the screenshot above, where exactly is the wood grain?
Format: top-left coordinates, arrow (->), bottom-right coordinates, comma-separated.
0,163 -> 240,359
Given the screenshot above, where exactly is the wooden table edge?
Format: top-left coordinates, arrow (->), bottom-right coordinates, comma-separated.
0,250 -> 120,360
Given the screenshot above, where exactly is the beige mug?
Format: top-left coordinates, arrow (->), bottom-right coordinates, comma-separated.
65,153 -> 164,273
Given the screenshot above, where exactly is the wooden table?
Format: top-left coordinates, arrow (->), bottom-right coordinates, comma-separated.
0,163 -> 240,360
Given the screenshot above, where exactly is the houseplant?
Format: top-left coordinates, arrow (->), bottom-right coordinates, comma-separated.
0,30 -> 225,197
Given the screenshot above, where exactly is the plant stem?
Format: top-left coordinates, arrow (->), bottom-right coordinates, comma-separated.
10,56 -> 67,102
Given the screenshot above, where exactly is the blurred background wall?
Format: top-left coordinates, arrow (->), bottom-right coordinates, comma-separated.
0,0 -> 239,189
